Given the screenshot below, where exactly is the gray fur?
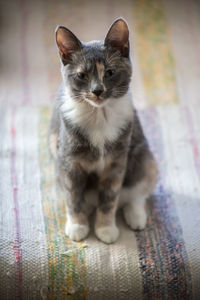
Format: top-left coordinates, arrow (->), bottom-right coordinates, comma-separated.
49,19 -> 158,243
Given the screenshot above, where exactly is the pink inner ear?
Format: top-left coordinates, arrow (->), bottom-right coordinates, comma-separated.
105,19 -> 129,56
56,26 -> 82,63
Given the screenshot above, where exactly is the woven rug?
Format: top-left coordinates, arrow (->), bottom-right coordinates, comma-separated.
1,0 -> 200,299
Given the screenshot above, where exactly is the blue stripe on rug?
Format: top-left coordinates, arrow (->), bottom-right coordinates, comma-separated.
135,108 -> 192,299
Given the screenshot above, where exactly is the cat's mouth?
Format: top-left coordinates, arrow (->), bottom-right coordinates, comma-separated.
84,95 -> 107,108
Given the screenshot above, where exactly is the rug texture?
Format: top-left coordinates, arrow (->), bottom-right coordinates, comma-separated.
0,0 -> 200,299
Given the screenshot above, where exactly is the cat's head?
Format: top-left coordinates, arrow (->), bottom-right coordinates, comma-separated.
55,18 -> 132,107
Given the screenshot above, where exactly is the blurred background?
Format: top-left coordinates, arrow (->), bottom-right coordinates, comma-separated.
1,0 -> 199,109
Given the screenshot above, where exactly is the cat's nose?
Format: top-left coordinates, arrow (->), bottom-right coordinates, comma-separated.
92,88 -> 103,97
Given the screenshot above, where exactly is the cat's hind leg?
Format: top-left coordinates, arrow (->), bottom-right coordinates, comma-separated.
122,183 -> 149,230
121,158 -> 158,230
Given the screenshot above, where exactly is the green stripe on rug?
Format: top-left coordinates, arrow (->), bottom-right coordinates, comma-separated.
38,107 -> 87,300
133,0 -> 178,105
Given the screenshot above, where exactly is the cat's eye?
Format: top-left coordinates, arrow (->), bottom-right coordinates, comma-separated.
77,72 -> 87,80
105,69 -> 115,78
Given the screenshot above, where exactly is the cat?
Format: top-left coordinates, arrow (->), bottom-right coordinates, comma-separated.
49,18 -> 158,244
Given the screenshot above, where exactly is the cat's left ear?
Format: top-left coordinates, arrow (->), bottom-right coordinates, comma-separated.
104,18 -> 129,58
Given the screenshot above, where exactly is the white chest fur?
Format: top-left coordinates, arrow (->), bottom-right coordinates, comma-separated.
60,87 -> 133,153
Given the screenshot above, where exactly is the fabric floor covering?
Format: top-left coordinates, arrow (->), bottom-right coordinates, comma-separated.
0,0 -> 200,299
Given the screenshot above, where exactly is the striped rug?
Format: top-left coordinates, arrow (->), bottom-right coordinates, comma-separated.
0,0 -> 200,299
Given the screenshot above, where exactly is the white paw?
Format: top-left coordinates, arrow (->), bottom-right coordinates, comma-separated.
65,221 -> 89,242
95,225 -> 119,244
124,206 -> 147,231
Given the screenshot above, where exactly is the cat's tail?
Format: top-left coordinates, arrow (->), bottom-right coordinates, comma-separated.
48,98 -> 60,160
48,132 -> 58,160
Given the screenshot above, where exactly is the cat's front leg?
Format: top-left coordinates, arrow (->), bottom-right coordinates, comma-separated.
95,177 -> 122,244
65,212 -> 89,242
59,165 -> 90,242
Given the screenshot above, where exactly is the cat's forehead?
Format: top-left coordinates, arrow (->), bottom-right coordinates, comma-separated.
69,40 -> 121,73
72,40 -> 106,71
84,41 -> 105,67
83,40 -> 104,58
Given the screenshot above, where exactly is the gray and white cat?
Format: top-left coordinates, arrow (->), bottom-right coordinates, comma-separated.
49,18 -> 158,244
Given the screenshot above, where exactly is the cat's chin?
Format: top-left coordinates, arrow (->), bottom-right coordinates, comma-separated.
84,97 -> 108,108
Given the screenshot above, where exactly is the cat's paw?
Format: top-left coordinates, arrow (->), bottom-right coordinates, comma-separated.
95,225 -> 119,244
65,222 -> 89,242
123,205 -> 147,231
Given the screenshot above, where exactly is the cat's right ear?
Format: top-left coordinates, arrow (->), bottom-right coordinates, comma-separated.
55,26 -> 82,65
